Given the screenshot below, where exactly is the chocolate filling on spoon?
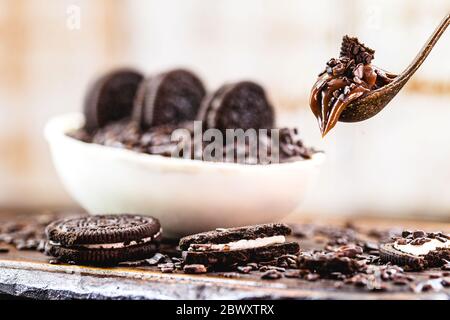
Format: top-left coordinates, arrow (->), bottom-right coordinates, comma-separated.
310,36 -> 396,136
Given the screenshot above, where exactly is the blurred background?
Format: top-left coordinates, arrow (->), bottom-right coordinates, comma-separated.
0,0 -> 449,220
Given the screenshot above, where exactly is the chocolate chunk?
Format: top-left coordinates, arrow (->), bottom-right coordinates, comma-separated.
413,230 -> 426,239
401,230 -> 411,238
119,260 -> 148,267
237,266 -> 253,274
336,244 -> 363,258
133,69 -> 205,129
442,279 -> 450,287
421,283 -> 434,292
424,248 -> 450,268
297,251 -> 365,276
284,270 -> 301,278
260,269 -> 282,280
146,253 -> 169,266
48,259 -> 61,265
410,237 -> 431,245
160,266 -> 175,273
84,69 -> 144,131
340,35 -> 375,64
183,264 -> 207,274
198,81 -> 275,132
305,273 -> 320,281
246,263 -> 259,270
437,236 -> 448,243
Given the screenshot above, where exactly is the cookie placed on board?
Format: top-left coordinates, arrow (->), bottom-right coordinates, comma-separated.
380,230 -> 450,270
45,214 -> 162,265
179,223 -> 299,268
133,69 -> 206,129
83,68 -> 144,132
198,81 -> 275,132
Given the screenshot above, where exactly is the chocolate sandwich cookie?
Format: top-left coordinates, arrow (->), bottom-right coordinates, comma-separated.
84,68 -> 144,132
133,69 -> 206,129
380,230 -> 450,270
179,224 -> 299,268
198,81 -> 275,132
45,214 -> 162,265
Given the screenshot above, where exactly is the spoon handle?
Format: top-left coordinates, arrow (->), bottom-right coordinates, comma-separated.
398,13 -> 450,82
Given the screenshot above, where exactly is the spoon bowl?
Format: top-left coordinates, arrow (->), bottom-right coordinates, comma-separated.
339,13 -> 450,123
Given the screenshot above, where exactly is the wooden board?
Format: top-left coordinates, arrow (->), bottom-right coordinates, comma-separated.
0,211 -> 449,300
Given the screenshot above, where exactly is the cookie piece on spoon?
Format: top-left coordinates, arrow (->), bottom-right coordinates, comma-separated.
133,69 -> 206,129
198,81 -> 275,132
84,68 -> 144,132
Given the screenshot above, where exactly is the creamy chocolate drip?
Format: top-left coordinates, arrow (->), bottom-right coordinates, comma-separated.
310,36 -> 396,136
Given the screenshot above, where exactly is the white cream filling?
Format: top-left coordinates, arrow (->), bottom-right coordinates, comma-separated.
50,230 -> 161,249
189,235 -> 286,252
394,238 -> 449,256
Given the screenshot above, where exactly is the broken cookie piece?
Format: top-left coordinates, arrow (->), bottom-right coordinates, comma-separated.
380,230 -> 450,270
179,224 -> 299,269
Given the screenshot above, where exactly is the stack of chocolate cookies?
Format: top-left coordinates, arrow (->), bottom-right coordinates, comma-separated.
71,67 -> 315,163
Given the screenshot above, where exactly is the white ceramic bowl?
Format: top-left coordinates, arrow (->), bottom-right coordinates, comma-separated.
45,113 -> 324,237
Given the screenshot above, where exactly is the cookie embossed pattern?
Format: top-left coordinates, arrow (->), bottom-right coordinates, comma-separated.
45,69 -> 324,237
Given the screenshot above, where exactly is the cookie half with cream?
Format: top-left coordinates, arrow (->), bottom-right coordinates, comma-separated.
45,214 -> 162,265
179,224 -> 299,268
380,230 -> 449,270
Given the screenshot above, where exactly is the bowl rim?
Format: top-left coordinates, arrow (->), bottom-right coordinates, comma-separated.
44,112 -> 325,172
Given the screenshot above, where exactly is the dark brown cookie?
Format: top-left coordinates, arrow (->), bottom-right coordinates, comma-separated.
179,223 -> 291,251
84,68 -> 144,132
183,242 -> 299,267
45,214 -> 162,265
45,241 -> 159,265
198,81 -> 275,132
133,69 -> 206,129
46,215 -> 161,246
379,243 -> 424,270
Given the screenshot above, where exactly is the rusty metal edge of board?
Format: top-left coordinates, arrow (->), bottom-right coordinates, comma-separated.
0,259 -> 448,300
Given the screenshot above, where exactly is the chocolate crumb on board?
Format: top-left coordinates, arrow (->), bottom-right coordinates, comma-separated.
183,264 -> 208,274
0,247 -> 10,253
237,266 -> 253,274
260,269 -> 283,280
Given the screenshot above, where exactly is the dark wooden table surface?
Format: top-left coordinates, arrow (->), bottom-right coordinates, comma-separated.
0,210 -> 449,300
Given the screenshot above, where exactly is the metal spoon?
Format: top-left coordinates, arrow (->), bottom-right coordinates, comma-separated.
339,13 -> 450,123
